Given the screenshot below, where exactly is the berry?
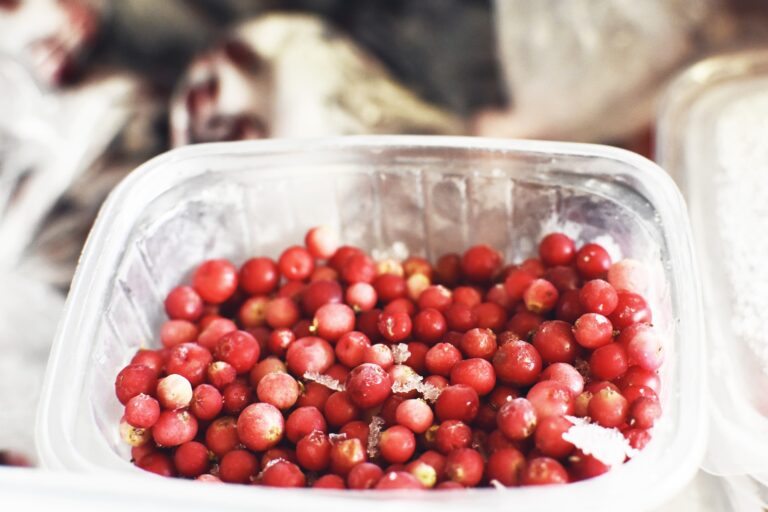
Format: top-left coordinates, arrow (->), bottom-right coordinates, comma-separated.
239,257 -> 279,295
539,233 -> 576,267
521,457 -> 568,485
305,226 -> 339,259
532,320 -> 578,364
523,279 -> 559,314
219,450 -> 259,484
579,279 -> 618,315
380,426 -> 416,463
575,244 -> 611,280
445,448 -> 484,487
279,246 -> 314,281
450,358 -> 496,396
395,399 -> 434,433
192,259 -> 238,304
588,388 -> 628,427
460,328 -> 497,360
377,311 -> 412,342
115,364 -> 157,405
261,460 -> 306,488
164,286 -> 204,321
573,313 -> 613,349
174,441 -> 210,478
345,363 -> 393,408
237,402 -> 284,451
608,292 -> 652,330
347,462 -> 384,489
286,406 -> 327,443
434,385 -> 479,423
286,336 -> 334,376
486,448 -> 525,486
589,343 -> 629,381
215,330 -> 260,374
125,394 -> 160,428
497,398 -> 537,440
296,431 -> 332,471
461,245 -> 502,283
492,341 -> 542,386
526,381 -> 574,420
257,372 -> 300,409
152,410 -> 198,447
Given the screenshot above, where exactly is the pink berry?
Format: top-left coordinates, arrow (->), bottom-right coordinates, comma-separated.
237,402 -> 284,451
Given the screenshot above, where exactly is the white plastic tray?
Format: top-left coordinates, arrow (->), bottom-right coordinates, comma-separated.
37,136 -> 705,511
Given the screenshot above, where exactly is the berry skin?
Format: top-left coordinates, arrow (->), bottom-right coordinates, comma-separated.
521,457 -> 568,485
573,313 -> 613,349
492,341 -> 542,387
215,330 -> 260,374
486,448 -> 525,486
588,388 -> 629,428
434,385 -> 480,423
532,320 -> 578,364
115,364 -> 157,405
279,246 -> 314,281
539,233 -> 576,267
523,279 -> 559,314
377,311 -> 412,342
375,471 -> 424,490
125,394 -> 160,428
379,426 -> 416,464
164,286 -> 204,322
261,460 -> 306,488
305,226 -> 339,259
237,402 -> 284,451
345,363 -> 393,409
445,448 -> 484,487
579,279 -> 619,315
239,257 -> 279,295
192,259 -> 238,304
575,244 -> 611,280
461,245 -> 502,283
497,398 -> 537,440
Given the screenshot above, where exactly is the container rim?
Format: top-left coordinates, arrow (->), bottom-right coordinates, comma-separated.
36,136 -> 706,511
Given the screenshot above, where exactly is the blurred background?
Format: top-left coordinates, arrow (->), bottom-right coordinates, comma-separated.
1,0 -> 767,502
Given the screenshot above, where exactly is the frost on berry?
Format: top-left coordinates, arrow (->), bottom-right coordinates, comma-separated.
391,373 -> 423,394
303,371 -> 345,392
390,372 -> 442,402
256,456 -> 286,480
329,432 -> 348,443
367,416 -> 385,458
562,415 -> 637,467
392,343 -> 411,365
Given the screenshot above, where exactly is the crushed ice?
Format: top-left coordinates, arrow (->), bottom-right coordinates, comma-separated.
367,416 -> 385,458
391,343 -> 411,364
303,371 -> 345,391
562,415 -> 637,467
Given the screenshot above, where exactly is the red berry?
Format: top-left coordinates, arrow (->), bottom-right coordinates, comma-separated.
373,274 -> 407,303
377,311 -> 412,342
237,402 -> 284,451
215,330 -> 260,374
324,391 -> 360,427
341,254 -> 376,284
417,285 -> 453,312
588,388 -> 628,427
190,383 -> 223,420
544,266 -> 581,292
313,303 -> 355,341
460,328 -> 497,360
257,372 -> 300,409
573,313 -> 613,349
347,462 -> 384,489
569,449 -> 611,481
497,398 -> 537,440
314,474 -> 346,489
609,292 -> 652,329
160,320 -> 199,348
413,308 -> 448,344
505,269 -> 535,302
473,302 -> 507,331
607,259 -> 648,294
261,460 -> 306,488
461,244 -> 502,283
125,394 -> 160,428
305,226 -> 339,259
205,417 -> 239,457
628,397 -> 662,429
174,441 -> 209,478
492,340 -> 542,387
239,257 -> 279,295
395,399 -> 434,433
164,285 -> 204,321
152,410 -> 198,447
539,233 -> 576,267
425,343 -> 462,377
444,303 -> 478,332
362,344 -> 394,370
589,343 -> 629,381
616,365 -> 661,394
539,362 -> 584,396
534,416 -> 575,458
130,350 -> 164,375
197,318 -> 237,351
575,243 -> 611,280
579,279 -> 619,315
486,448 -> 525,486
286,336 -> 335,376
335,331 -> 371,368
345,363 -> 393,408
279,246 -> 314,281
219,449 -> 258,484
346,282 -> 377,311
450,358 -> 496,396
329,438 -> 366,476
524,279 -> 559,314
445,448 -> 483,487
527,380 -> 574,420
375,471 -> 423,490
379,425 -> 416,463
521,457 -> 568,485
285,406 -> 327,443
221,379 -> 252,414
296,431 -> 332,472
532,320 -> 578,364
435,253 -> 462,287
192,259 -> 238,304
115,364 -> 157,405
136,452 -> 176,477
166,343 -> 213,386
617,323 -> 664,371
434,384 -> 479,422
301,279 -> 343,316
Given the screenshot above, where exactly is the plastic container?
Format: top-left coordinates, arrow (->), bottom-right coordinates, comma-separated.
37,136 -> 704,511
656,49 -> 768,486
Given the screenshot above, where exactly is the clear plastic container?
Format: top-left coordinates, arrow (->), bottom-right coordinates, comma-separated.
37,136 -> 705,511
656,50 -> 768,485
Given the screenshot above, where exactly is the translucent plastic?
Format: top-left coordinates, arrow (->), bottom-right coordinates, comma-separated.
37,136 -> 704,511
657,50 -> 768,483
